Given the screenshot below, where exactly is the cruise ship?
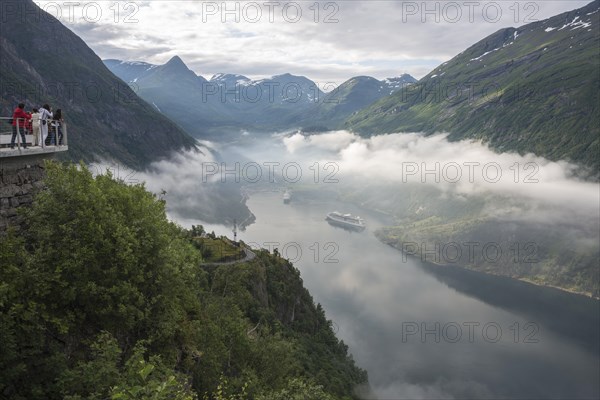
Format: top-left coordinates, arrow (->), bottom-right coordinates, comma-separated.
325,211 -> 366,231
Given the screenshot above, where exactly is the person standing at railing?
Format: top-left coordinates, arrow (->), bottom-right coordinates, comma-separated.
10,103 -> 31,149
38,104 -> 53,145
31,108 -> 40,146
51,109 -> 63,145
25,111 -> 32,135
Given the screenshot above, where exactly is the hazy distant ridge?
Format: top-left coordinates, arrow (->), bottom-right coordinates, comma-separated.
104,57 -> 416,137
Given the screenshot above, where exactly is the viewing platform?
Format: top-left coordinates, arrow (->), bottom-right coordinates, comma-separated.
0,117 -> 68,165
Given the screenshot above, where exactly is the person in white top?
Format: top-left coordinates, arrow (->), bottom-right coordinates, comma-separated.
31,108 -> 40,146
38,104 -> 53,145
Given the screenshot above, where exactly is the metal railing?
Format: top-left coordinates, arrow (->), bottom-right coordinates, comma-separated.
0,116 -> 68,150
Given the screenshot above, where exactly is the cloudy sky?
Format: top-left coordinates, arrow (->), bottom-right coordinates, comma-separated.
37,0 -> 591,84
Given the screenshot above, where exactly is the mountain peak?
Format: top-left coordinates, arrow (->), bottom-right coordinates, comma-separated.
210,73 -> 251,82
351,76 -> 378,82
159,55 -> 204,81
384,74 -> 417,84
165,55 -> 188,69
272,72 -> 310,81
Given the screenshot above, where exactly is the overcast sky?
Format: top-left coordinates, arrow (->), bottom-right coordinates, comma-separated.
37,0 -> 591,84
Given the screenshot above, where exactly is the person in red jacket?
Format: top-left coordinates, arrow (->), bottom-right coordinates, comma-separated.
11,103 -> 31,149
25,111 -> 33,135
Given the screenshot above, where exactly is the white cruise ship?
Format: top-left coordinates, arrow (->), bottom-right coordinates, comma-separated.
325,211 -> 366,231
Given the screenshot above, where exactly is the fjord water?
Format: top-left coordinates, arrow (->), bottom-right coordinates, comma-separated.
200,189 -> 599,399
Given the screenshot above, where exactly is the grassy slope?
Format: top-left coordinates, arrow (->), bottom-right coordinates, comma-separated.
347,1 -> 600,170
285,79 -> 364,130
287,76 -> 413,130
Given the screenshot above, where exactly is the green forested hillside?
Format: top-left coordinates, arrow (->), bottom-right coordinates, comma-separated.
347,1 -> 600,170
0,162 -> 367,399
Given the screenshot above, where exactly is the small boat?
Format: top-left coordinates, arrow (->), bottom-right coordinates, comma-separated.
283,190 -> 291,204
325,211 -> 366,231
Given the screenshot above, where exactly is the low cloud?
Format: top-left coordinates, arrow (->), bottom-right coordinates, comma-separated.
282,130 -> 599,223
92,129 -> 598,232
91,143 -> 254,227
90,130 -> 598,399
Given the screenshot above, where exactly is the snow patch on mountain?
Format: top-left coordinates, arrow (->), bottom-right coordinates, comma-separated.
558,16 -> 592,31
470,48 -> 500,62
120,61 -> 151,66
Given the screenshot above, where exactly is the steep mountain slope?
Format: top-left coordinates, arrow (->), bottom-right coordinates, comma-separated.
347,1 -> 600,170
381,75 -> 418,94
210,73 -> 252,87
128,56 -> 234,136
206,72 -> 325,125
0,0 -> 197,168
230,73 -> 325,125
288,74 -> 417,130
102,59 -> 158,83
137,56 -> 207,87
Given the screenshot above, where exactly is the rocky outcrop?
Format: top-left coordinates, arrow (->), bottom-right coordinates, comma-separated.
0,160 -> 46,232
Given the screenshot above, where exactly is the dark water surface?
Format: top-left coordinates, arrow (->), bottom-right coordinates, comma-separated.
196,189 -> 600,399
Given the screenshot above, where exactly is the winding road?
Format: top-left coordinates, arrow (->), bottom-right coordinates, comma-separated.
204,246 -> 257,266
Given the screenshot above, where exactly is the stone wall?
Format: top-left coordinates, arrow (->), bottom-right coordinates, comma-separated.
0,157 -> 47,233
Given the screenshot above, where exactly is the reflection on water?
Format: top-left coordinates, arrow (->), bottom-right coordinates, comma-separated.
177,189 -> 600,399
419,262 -> 600,355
